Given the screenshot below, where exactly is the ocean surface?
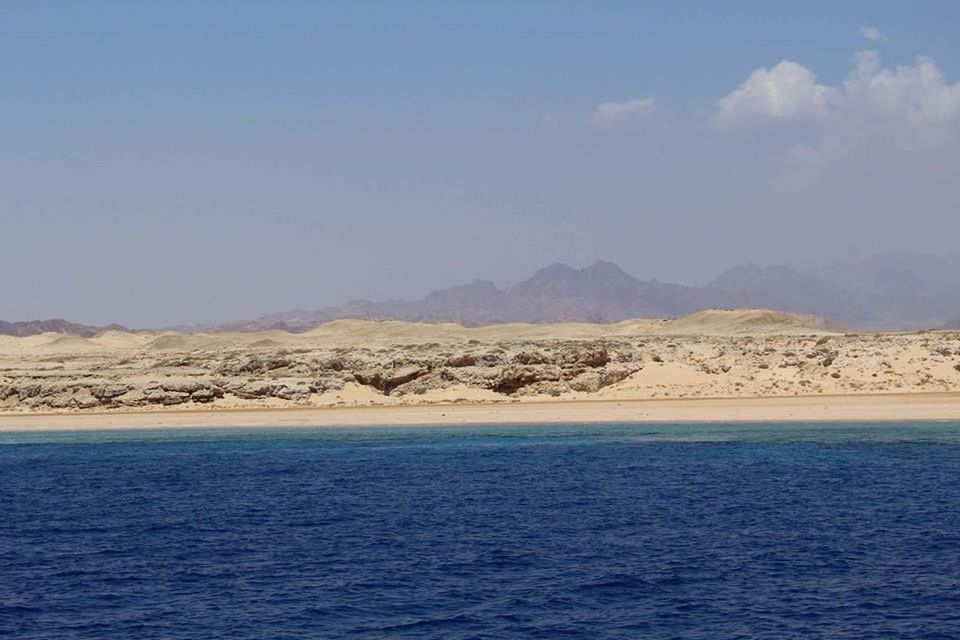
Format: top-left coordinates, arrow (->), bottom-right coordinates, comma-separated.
3,422 -> 960,639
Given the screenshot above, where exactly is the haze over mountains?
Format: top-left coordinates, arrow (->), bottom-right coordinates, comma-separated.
186,252 -> 960,333
0,319 -> 127,339
4,253 -> 960,337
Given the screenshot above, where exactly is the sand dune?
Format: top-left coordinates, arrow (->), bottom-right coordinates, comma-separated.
90,330 -> 153,350
299,318 -> 666,343
34,334 -> 106,353
655,309 -> 840,336
0,310 -> 827,359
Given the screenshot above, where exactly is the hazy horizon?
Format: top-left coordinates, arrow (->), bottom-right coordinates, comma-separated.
6,249 -> 960,330
4,2 -> 960,327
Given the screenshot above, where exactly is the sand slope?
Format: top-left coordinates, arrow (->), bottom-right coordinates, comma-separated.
655,309 -> 841,336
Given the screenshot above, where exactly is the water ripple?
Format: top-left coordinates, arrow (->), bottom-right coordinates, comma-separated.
2,423 -> 960,638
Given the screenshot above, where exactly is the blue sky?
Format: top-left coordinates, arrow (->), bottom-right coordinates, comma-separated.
3,2 -> 960,326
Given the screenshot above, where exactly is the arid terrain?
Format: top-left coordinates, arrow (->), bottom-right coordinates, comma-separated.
2,309 -> 959,425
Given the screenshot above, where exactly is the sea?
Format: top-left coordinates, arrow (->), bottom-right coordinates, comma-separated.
2,422 -> 960,639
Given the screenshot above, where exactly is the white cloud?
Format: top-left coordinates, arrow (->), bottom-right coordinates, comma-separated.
714,51 -> 960,130
841,50 -> 960,126
590,97 -> 655,126
708,48 -> 960,216
712,61 -> 834,128
761,51 -> 960,201
859,26 -> 887,43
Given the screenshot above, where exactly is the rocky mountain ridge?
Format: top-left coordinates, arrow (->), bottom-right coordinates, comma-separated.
0,319 -> 126,339
194,255 -> 960,332
6,253 -> 960,336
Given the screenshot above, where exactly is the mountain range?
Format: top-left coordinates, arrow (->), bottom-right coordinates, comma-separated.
181,252 -> 960,333
5,253 -> 960,336
0,319 -> 127,339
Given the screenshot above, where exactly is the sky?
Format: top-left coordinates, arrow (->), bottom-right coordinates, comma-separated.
2,1 -> 960,327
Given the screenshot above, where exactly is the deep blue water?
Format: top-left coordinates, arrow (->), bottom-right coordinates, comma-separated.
3,422 -> 960,639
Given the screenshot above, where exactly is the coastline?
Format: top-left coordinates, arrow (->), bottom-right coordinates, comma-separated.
2,392 -> 960,431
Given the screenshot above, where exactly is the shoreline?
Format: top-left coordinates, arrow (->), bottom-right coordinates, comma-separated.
2,392 -> 960,431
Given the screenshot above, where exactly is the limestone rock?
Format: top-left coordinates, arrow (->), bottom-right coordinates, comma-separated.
72,388 -> 101,409
160,379 -> 206,394
46,388 -> 100,410
491,365 -> 562,394
569,371 -> 604,393
190,387 -> 223,403
274,384 -> 311,401
90,383 -> 132,400
116,389 -> 148,407
354,366 -> 428,395
142,387 -> 191,405
233,381 -> 279,399
309,377 -> 346,394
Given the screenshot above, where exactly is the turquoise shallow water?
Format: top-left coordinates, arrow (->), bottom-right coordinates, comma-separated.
3,422 -> 960,638
8,419 -> 960,446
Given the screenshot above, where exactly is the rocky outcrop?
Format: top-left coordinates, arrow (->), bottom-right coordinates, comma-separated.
0,377 -> 228,410
3,325 -> 960,414
354,366 -> 429,395
0,339 -> 646,412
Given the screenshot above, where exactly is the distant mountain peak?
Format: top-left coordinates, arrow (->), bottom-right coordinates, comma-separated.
588,259 -> 629,272
188,258 -> 887,332
525,262 -> 578,282
465,278 -> 497,289
10,256 -> 960,337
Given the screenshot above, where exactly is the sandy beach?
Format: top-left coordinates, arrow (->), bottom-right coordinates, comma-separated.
2,392 -> 960,431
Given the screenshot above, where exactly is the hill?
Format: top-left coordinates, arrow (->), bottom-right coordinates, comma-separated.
214,260 -> 750,332
169,257 -> 960,333
9,254 -> 960,336
0,319 -> 126,338
705,265 -> 864,324
656,309 -> 843,336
